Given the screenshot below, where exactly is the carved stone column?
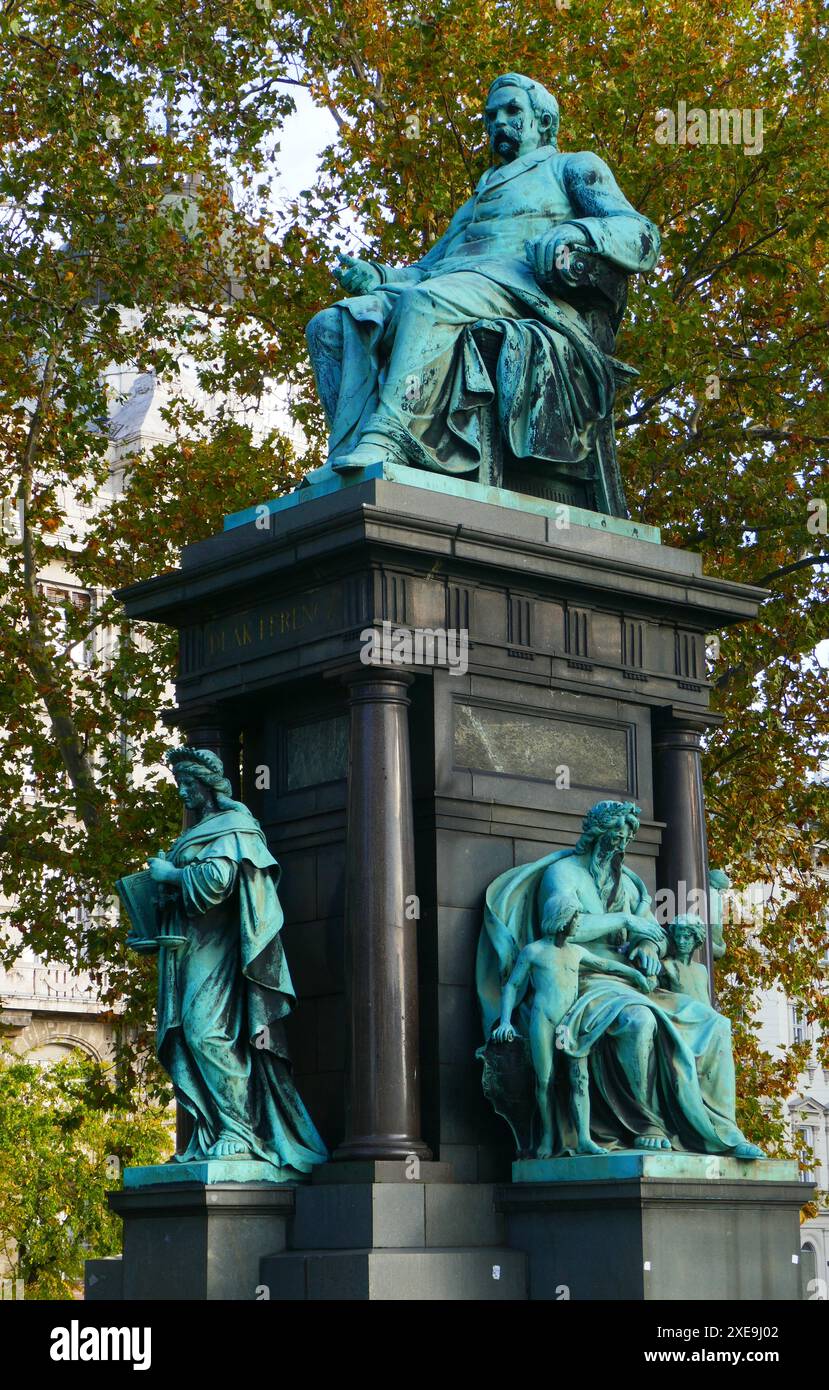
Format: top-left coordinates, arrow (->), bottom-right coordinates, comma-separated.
652,708 -> 713,997
334,669 -> 431,1162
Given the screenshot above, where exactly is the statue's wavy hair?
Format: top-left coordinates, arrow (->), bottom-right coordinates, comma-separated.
486,73 -> 560,147
541,891 -> 581,939
574,800 -> 642,854
165,746 -> 247,815
667,915 -> 707,949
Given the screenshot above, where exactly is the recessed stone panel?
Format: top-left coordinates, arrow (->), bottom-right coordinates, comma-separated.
283,714 -> 348,791
453,700 -> 631,792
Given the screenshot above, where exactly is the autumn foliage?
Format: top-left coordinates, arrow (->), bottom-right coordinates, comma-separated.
1,1 -> 827,1151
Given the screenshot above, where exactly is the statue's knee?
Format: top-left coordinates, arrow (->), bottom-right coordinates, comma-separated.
619,1005 -> 656,1039
306,307 -> 342,358
639,1009 -> 658,1040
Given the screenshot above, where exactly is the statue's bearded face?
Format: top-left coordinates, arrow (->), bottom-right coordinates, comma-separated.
484,85 -> 545,162
595,821 -> 633,861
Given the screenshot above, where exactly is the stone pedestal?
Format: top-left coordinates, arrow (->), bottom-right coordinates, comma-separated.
259,1166 -> 526,1301
118,464 -> 765,1184
104,465 -> 776,1300
85,1256 -> 125,1300
500,1154 -> 809,1301
89,1178 -> 295,1301
88,1162 -> 528,1302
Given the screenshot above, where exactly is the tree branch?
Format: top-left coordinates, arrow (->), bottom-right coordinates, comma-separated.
622,380 -> 680,425
759,555 -> 829,586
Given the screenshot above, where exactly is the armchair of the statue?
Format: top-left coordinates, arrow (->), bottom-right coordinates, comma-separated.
471,248 -> 634,519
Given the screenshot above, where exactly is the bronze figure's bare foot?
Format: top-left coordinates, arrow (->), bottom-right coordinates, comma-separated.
207,1136 -> 252,1159
577,1139 -> 609,1156
634,1134 -> 672,1151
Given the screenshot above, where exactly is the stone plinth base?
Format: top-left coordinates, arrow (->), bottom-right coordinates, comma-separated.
124,1158 -> 301,1188
260,1245 -> 526,1301
86,1181 -> 295,1301
86,1164 -> 524,1302
85,1256 -> 124,1301
499,1155 -> 810,1300
513,1153 -> 799,1184
260,1178 -> 526,1300
312,1159 -> 453,1185
85,1156 -> 806,1301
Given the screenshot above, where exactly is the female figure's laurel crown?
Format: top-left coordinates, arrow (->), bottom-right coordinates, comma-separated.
165,745 -> 225,776
165,746 -> 233,795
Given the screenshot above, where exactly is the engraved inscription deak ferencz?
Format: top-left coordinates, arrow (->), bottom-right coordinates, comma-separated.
203,587 -> 342,665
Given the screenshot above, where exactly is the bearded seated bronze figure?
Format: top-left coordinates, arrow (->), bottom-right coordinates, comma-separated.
303,72 -> 659,520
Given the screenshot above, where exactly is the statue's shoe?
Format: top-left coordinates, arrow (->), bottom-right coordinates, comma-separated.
332,428 -> 409,472
731,1141 -> 764,1160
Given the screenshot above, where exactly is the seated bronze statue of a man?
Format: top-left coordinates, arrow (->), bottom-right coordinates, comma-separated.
305,71 -> 660,491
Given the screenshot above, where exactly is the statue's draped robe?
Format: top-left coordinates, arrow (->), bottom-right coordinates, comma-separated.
157,807 -> 327,1173
317,147 -> 660,473
477,850 -> 748,1155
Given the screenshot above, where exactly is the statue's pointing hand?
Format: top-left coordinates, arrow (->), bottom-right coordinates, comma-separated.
334,254 -> 381,294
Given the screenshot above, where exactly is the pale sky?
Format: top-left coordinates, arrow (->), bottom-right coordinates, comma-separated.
272,86 -> 339,204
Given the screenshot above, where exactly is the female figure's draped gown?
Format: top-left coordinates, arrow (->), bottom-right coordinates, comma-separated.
156,804 -> 327,1174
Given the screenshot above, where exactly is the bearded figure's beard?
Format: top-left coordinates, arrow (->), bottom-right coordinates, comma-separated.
589,841 -> 624,909
493,130 -> 520,160
606,849 -> 623,909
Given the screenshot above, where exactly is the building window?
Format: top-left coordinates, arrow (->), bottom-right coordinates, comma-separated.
1,496 -> 21,538
796,1126 -> 816,1182
791,1005 -> 810,1046
37,584 -> 93,666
